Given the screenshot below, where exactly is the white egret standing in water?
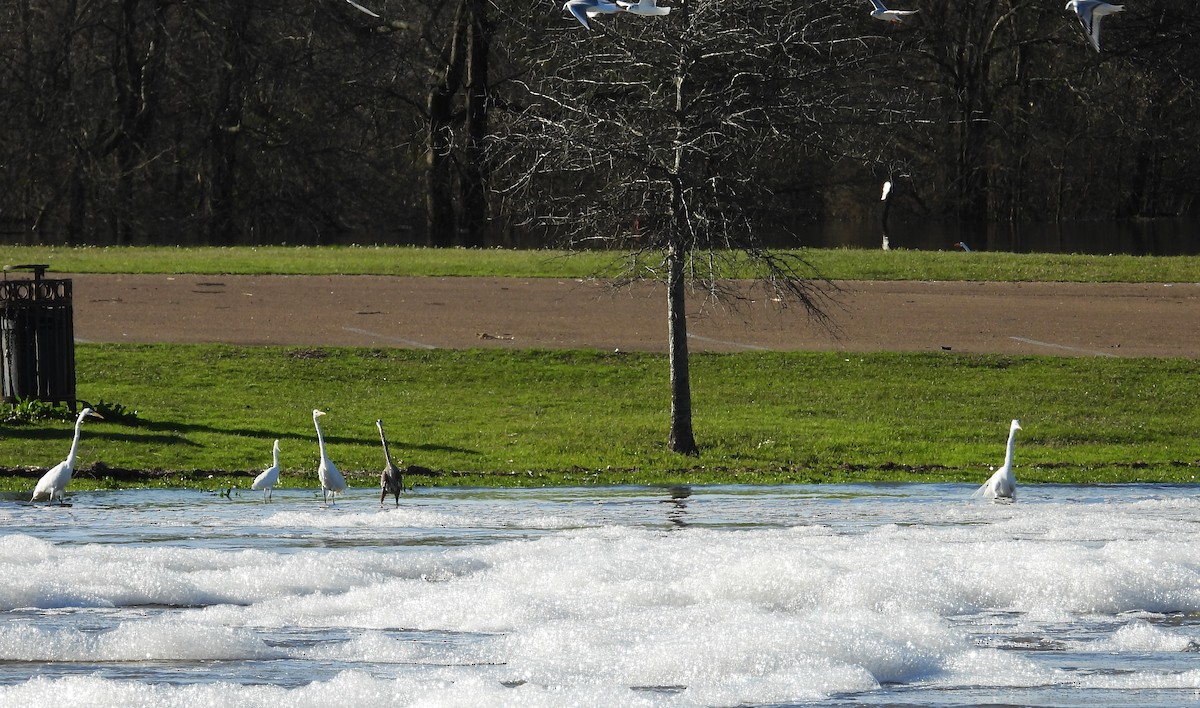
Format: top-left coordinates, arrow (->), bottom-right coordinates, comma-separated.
975,419 -> 1022,501
251,440 -> 281,501
31,408 -> 104,504
313,410 -> 348,504
376,420 -> 404,506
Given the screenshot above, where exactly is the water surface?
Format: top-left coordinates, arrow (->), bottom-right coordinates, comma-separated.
1,484 -> 1198,706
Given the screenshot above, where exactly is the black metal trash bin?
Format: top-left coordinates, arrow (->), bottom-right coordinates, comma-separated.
1,264 -> 76,408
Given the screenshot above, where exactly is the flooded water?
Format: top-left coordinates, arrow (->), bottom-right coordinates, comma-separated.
1,484 -> 1199,706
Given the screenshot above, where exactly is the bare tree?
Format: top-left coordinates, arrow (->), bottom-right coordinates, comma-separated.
494,0 -> 879,455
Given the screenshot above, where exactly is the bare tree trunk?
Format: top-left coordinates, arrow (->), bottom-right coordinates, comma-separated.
667,21 -> 697,456
204,1 -> 251,245
460,0 -> 490,248
954,80 -> 991,229
666,241 -> 697,456
426,1 -> 467,246
107,0 -> 162,244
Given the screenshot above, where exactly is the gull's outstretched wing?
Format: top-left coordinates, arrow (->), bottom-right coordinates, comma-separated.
565,0 -> 594,28
344,0 -> 381,18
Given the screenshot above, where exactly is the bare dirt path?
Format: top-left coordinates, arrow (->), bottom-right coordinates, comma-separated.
68,274 -> 1200,357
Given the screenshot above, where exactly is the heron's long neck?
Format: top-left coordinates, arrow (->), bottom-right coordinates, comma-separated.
1003,427 -> 1018,467
272,445 -> 279,468
378,426 -> 394,466
65,417 -> 85,468
314,418 -> 327,455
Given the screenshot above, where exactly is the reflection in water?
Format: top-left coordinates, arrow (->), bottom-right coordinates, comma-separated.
659,485 -> 691,527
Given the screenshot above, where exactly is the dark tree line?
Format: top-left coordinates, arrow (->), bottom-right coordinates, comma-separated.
1,0 -> 1197,247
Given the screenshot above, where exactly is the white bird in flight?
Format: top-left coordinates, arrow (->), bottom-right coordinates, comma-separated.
313,410 -> 348,504
343,0 -> 380,18
251,439 -> 281,502
975,419 -> 1023,501
1065,0 -> 1124,52
618,0 -> 671,16
564,0 -> 625,29
868,0 -> 918,23
31,408 -> 104,504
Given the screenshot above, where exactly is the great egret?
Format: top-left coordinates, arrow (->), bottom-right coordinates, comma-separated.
976,419 -> 1022,501
563,0 -> 624,29
1065,0 -> 1124,52
313,410 -> 348,504
376,420 -> 404,506
251,440 -> 281,501
31,408 -> 104,504
867,0 -> 918,23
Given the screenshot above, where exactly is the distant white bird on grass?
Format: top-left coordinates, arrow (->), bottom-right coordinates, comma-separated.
251,440 -> 281,502
617,0 -> 671,16
954,241 -> 973,252
376,420 -> 404,506
1065,0 -> 1124,52
975,419 -> 1022,501
31,408 -> 104,504
564,0 -> 624,29
343,0 -> 381,18
868,0 -> 918,23
313,410 -> 348,504
880,181 -> 893,250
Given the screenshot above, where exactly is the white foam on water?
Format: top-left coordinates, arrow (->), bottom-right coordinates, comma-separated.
0,670 -> 683,708
0,531 -> 488,613
261,507 -> 580,531
2,485 -> 1200,705
1086,619 -> 1200,653
0,621 -> 280,662
264,508 -> 478,530
1074,668 -> 1200,690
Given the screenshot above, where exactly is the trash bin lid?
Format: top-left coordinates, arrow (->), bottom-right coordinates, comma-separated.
3,265 -> 49,279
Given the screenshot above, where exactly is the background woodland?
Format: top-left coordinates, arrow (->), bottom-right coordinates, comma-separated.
2,0 -> 1197,248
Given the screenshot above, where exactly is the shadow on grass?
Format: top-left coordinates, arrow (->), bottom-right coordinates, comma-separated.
1,425 -> 195,447
0,421 -> 480,457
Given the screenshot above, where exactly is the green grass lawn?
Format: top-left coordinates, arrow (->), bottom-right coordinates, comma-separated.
2,345 -> 1196,492
1,244 -> 1197,282
0,245 -> 1195,492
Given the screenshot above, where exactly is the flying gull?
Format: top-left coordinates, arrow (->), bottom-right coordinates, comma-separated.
617,0 -> 671,16
564,0 -> 625,29
1065,0 -> 1124,52
343,0 -> 381,18
868,0 -> 918,23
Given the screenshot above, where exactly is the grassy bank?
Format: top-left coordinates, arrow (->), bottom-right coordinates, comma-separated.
0,245 -> 1197,282
1,345 -> 1196,492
